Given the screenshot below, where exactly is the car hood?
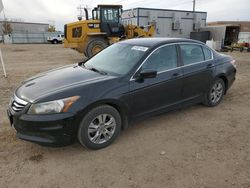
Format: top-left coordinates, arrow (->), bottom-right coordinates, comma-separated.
16,65 -> 112,102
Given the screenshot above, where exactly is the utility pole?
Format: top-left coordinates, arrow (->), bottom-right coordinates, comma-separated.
0,0 -> 7,78
193,0 -> 196,12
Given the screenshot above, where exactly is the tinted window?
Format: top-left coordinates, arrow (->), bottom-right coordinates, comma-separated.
142,45 -> 177,72
202,46 -> 212,60
72,27 -> 82,38
180,44 -> 204,65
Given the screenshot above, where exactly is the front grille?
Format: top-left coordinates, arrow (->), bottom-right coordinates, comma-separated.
10,95 -> 28,114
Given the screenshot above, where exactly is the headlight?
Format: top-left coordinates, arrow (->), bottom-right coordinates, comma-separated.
28,96 -> 80,115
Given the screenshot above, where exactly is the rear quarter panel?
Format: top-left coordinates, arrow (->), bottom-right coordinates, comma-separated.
213,52 -> 236,90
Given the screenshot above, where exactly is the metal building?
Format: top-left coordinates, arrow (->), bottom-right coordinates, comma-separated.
122,8 -> 207,38
0,21 -> 60,44
3,32 -> 63,44
0,21 -> 49,35
201,21 -> 250,46
207,21 -> 250,32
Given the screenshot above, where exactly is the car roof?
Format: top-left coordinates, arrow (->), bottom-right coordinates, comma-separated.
119,37 -> 204,47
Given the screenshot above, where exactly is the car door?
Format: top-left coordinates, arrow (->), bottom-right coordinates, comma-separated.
129,44 -> 183,118
179,43 -> 215,101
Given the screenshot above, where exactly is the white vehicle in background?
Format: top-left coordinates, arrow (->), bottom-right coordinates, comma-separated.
47,34 -> 64,44
238,32 -> 250,47
231,32 -> 250,52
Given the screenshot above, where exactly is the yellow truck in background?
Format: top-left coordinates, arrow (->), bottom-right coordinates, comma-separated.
64,5 -> 155,57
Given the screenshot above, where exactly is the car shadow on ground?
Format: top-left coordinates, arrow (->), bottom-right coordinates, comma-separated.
28,103 -> 205,153
1,101 -> 219,164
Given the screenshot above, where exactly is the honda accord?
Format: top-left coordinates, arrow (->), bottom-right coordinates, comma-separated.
7,38 -> 236,149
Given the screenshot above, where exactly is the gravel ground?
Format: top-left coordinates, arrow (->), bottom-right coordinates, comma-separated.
0,44 -> 250,188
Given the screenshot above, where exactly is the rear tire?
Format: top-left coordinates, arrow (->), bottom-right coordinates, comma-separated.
85,38 -> 108,58
203,78 -> 225,107
78,105 -> 121,150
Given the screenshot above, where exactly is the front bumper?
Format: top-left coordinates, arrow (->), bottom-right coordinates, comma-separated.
7,109 -> 78,146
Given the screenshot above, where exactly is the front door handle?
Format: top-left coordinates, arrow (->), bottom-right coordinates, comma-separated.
207,64 -> 213,68
172,72 -> 182,78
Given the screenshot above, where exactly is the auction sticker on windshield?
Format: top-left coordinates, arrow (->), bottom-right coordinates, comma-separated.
131,46 -> 148,52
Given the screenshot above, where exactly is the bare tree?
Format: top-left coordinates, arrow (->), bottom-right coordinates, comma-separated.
47,25 -> 56,32
2,21 -> 12,34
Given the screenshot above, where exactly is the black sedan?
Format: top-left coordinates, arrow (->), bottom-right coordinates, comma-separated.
7,38 -> 236,149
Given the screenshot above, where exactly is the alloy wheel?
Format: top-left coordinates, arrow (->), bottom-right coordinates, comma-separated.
210,82 -> 223,104
87,114 -> 116,144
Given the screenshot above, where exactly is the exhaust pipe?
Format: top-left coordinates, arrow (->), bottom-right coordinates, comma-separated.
84,8 -> 89,20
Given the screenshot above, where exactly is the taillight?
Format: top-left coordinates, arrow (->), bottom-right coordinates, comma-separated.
230,60 -> 236,68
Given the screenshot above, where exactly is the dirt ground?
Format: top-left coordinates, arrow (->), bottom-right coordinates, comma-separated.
0,44 -> 250,188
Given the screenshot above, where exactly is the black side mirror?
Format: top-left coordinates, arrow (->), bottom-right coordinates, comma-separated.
138,69 -> 157,79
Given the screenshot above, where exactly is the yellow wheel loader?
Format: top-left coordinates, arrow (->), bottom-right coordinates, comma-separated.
64,5 -> 155,57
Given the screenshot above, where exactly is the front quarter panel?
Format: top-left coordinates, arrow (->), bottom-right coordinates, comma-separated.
70,77 -> 130,115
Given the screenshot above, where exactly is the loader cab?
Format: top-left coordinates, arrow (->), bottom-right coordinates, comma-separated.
92,5 -> 125,37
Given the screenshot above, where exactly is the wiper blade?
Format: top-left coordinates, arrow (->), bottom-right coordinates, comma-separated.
88,67 -> 108,75
80,63 -> 108,75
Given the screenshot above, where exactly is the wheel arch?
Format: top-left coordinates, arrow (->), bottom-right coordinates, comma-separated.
84,36 -> 109,57
77,99 -> 129,130
215,74 -> 228,94
85,34 -> 109,44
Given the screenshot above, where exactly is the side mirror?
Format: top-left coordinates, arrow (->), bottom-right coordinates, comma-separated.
138,69 -> 157,79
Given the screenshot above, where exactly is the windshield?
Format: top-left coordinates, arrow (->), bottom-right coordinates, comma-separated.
84,43 -> 148,76
101,8 -> 119,22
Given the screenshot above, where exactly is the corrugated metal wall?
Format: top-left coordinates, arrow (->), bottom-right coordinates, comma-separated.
200,26 -> 226,44
0,21 -> 49,35
4,32 -> 63,44
122,8 -> 207,39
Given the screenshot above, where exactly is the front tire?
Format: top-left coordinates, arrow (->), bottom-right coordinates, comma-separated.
53,39 -> 58,44
78,105 -> 121,150
204,78 -> 225,107
85,38 -> 108,58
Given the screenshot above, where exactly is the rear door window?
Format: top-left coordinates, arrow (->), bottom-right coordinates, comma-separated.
180,44 -> 205,65
202,46 -> 212,60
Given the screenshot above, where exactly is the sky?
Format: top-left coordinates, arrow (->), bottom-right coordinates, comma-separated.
1,0 -> 250,31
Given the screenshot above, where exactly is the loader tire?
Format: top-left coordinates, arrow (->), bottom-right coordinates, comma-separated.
85,38 -> 108,58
